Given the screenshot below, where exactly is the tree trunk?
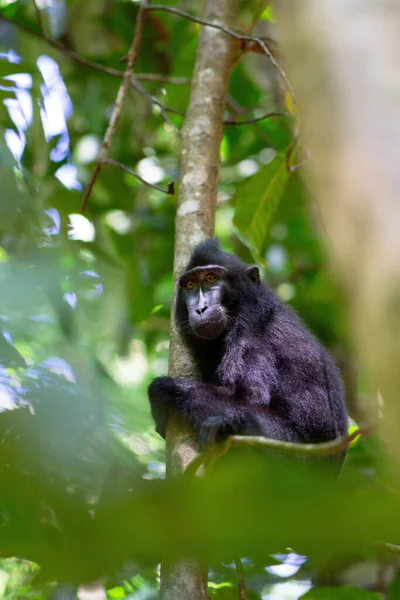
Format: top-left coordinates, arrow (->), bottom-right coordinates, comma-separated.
274,0 -> 400,456
161,0 -> 239,598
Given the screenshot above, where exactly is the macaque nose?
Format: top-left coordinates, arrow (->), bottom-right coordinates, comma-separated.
196,305 -> 208,315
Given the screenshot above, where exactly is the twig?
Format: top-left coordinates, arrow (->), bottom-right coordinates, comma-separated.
131,77 -> 185,129
381,542 -> 400,556
3,13 -> 289,132
0,14 -> 124,78
133,77 -> 289,128
146,4 -> 296,105
131,78 -> 185,116
224,111 -> 290,126
0,14 -> 188,85
32,0 -> 47,36
133,85 -> 287,131
231,36 -> 278,70
103,158 -> 174,194
129,85 -> 175,128
79,0 -> 149,213
135,73 -> 190,84
235,558 -> 247,600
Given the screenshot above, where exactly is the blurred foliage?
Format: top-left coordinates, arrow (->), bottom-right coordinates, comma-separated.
301,587 -> 382,599
0,0 -> 396,598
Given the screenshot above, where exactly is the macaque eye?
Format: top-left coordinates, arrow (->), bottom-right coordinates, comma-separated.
186,279 -> 196,290
204,273 -> 218,284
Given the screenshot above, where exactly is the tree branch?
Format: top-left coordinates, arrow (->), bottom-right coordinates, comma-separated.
134,73 -> 190,84
31,0 -> 47,37
224,111 -> 289,126
131,78 -> 185,116
79,0 -> 149,213
162,0 -> 239,597
2,12 -> 289,134
130,77 -> 185,129
132,78 -> 289,129
185,424 -> 378,478
0,14 -> 189,85
235,558 -> 247,600
275,0 -> 400,454
103,158 -> 174,194
146,4 -> 295,104
228,424 -> 376,456
381,542 -> 400,556
0,14 -> 124,78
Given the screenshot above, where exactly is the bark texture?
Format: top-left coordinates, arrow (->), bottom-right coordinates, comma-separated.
274,1 -> 400,453
161,0 -> 239,598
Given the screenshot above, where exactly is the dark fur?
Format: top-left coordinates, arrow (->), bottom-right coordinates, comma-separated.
148,239 -> 348,449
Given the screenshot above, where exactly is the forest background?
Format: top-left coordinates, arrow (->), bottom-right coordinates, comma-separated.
0,0 -> 399,599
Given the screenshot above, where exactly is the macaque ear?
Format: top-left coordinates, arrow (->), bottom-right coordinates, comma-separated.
246,266 -> 260,285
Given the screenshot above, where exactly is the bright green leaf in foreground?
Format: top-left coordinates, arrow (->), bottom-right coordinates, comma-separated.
233,150 -> 290,260
261,5 -> 276,21
208,581 -> 234,590
107,586 -> 126,599
348,424 -> 362,447
151,304 -> 164,315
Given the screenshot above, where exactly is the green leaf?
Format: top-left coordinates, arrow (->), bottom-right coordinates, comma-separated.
301,586 -> 382,600
107,586 -> 126,599
232,150 -> 290,261
261,6 -> 276,22
347,424 -> 362,447
150,304 -> 163,315
208,582 -> 233,590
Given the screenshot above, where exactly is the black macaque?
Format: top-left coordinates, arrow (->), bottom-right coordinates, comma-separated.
148,239 -> 348,455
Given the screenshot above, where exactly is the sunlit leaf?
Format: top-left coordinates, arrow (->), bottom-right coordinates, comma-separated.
107,586 -> 126,598
151,304 -> 163,315
261,6 -> 276,22
233,150 -> 290,260
208,581 -> 234,589
348,424 -> 362,447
